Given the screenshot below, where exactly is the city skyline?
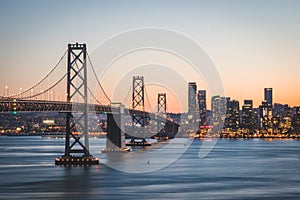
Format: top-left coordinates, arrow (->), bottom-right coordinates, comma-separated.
1,0 -> 300,111
1,2 -> 300,199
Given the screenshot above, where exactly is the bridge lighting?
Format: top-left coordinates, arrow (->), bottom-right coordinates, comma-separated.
5,86 -> 8,96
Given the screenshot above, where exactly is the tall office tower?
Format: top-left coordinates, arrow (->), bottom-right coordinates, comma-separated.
264,88 -> 273,108
260,88 -> 273,133
225,100 -> 240,131
211,95 -> 221,122
241,100 -> 254,131
221,97 -> 230,119
211,95 -> 229,124
197,90 -> 206,126
259,100 -> 273,131
188,82 -> 197,120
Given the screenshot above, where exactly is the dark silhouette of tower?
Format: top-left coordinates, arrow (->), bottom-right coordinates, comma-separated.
132,76 -> 145,127
264,88 -> 273,108
158,93 -> 166,113
241,100 -> 254,131
188,82 -> 197,121
225,100 -> 240,131
197,90 -> 206,126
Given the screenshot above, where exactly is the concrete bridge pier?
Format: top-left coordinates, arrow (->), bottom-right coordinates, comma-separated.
103,103 -> 129,152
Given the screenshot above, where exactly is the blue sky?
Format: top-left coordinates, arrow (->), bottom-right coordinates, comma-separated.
1,0 -> 300,110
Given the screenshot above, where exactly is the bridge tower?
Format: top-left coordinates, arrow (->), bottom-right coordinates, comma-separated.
158,93 -> 166,114
132,76 -> 145,128
128,76 -> 149,145
157,93 -> 168,140
56,43 -> 98,165
132,76 -> 144,119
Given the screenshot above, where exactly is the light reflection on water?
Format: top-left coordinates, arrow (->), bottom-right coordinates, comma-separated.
0,136 -> 300,199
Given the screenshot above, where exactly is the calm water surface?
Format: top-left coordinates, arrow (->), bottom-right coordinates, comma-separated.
0,136 -> 300,200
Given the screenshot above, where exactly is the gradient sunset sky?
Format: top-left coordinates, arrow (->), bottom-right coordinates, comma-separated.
0,0 -> 299,112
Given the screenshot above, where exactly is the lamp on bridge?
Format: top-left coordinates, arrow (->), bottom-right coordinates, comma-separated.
5,86 -> 9,97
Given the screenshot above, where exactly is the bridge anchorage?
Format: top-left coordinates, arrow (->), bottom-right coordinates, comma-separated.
55,43 -> 99,166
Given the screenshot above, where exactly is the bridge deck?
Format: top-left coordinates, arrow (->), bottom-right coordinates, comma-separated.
0,99 -> 179,128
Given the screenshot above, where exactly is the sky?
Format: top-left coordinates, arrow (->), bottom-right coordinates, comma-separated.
0,0 -> 300,112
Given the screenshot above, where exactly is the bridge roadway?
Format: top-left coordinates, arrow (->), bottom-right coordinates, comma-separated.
0,99 -> 179,133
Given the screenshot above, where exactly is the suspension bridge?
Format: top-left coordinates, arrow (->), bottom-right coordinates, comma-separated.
0,43 -> 179,165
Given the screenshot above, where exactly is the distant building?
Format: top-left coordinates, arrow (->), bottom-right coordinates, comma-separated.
259,100 -> 273,132
211,95 -> 221,122
197,90 -> 206,126
241,100 -> 254,131
225,100 -> 240,131
292,107 -> 300,134
274,103 -> 292,132
274,103 -> 292,118
42,119 -> 55,125
253,108 -> 260,130
280,116 -> 292,133
259,88 -> 274,133
264,88 -> 273,108
274,103 -> 286,119
188,82 -> 197,121
211,95 -> 228,125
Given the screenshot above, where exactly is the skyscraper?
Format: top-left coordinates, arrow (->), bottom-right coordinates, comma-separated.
211,95 -> 228,124
188,82 -> 197,120
260,88 -> 273,133
197,90 -> 206,126
264,88 -> 273,108
241,100 -> 254,131
211,95 -> 221,122
259,100 -> 273,131
225,100 -> 240,131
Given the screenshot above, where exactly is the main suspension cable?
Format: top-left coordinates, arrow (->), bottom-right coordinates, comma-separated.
9,50 -> 68,98
87,53 -> 111,103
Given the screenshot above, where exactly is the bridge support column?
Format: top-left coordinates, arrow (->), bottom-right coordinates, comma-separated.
103,103 -> 128,152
